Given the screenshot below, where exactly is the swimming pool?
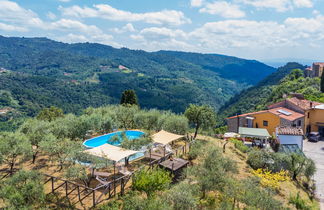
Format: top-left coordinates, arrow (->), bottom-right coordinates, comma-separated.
83,130 -> 145,148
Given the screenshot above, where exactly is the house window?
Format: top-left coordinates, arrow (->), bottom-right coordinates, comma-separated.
263,121 -> 268,126
297,120 -> 302,127
307,112 -> 310,118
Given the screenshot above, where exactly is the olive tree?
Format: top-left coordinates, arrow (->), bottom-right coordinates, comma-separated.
0,132 -> 32,174
0,170 -> 45,209
164,182 -> 199,210
116,105 -> 138,130
40,136 -> 82,171
120,133 -> 153,150
19,119 -> 52,163
187,145 -> 237,198
134,110 -> 160,131
132,167 -> 172,197
161,114 -> 189,135
184,104 -> 216,138
66,153 -> 109,187
36,106 -> 63,121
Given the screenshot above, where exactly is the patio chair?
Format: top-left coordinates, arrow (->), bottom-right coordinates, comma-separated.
95,175 -> 112,190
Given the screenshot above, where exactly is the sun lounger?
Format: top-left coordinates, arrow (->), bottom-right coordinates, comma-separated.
95,175 -> 112,189
93,171 -> 112,178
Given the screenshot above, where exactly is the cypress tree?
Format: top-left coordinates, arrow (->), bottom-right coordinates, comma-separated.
120,89 -> 139,106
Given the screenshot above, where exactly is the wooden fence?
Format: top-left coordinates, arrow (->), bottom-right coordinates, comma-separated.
43,173 -> 132,208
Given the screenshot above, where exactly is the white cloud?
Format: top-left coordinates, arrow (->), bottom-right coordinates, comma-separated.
312,10 -> 320,15
50,19 -> 102,35
284,15 -> 324,33
0,0 -> 44,29
59,4 -> 191,26
47,12 -> 57,20
139,27 -> 187,40
239,0 -> 292,12
0,22 -> 27,32
239,0 -> 313,12
55,33 -> 120,47
293,0 -> 313,8
190,20 -> 289,50
191,0 -> 203,7
111,23 -> 136,34
199,1 -> 246,18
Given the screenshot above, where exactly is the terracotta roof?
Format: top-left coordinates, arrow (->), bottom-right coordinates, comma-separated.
286,97 -> 321,111
314,62 -> 324,67
227,107 -> 303,121
226,110 -> 267,119
268,107 -> 304,121
277,126 -> 304,136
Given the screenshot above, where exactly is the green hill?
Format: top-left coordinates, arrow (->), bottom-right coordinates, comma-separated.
0,36 -> 275,121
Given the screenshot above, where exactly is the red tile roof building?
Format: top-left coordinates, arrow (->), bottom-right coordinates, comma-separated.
227,96 -> 322,135
304,62 -> 324,78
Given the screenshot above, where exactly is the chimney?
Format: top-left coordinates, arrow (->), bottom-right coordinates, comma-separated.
310,102 -> 313,109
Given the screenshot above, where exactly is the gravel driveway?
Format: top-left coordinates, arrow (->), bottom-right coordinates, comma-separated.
303,140 -> 324,210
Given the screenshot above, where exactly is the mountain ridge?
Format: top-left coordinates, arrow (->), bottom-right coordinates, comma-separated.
0,35 -> 276,130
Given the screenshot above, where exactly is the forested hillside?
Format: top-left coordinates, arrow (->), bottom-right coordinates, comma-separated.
0,36 -> 275,123
157,51 -> 275,84
217,62 -> 324,124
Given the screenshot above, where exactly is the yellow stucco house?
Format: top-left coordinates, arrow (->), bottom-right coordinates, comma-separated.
305,104 -> 324,135
227,95 -> 324,137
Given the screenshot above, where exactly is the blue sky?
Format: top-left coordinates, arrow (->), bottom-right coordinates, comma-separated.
0,0 -> 323,60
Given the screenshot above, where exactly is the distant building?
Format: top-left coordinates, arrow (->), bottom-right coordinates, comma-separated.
0,108 -> 12,115
304,62 -> 324,78
118,65 -> 128,70
227,94 -> 324,137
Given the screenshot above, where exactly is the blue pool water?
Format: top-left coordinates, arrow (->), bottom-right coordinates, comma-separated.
83,130 -> 146,162
83,130 -> 145,148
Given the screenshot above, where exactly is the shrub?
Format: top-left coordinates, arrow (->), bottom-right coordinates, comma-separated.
247,149 -> 316,183
187,140 -> 207,160
247,148 -> 272,170
289,192 -> 311,210
230,139 -> 249,153
270,152 -> 292,172
242,177 -> 283,209
132,168 -> 172,197
164,182 -> 199,210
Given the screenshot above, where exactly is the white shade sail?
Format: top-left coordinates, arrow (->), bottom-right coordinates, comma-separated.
152,130 -> 184,145
224,132 -> 240,138
84,144 -> 138,162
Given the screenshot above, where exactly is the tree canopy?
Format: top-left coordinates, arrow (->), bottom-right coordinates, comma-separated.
0,170 -> 45,209
120,90 -> 139,106
185,104 -> 216,138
